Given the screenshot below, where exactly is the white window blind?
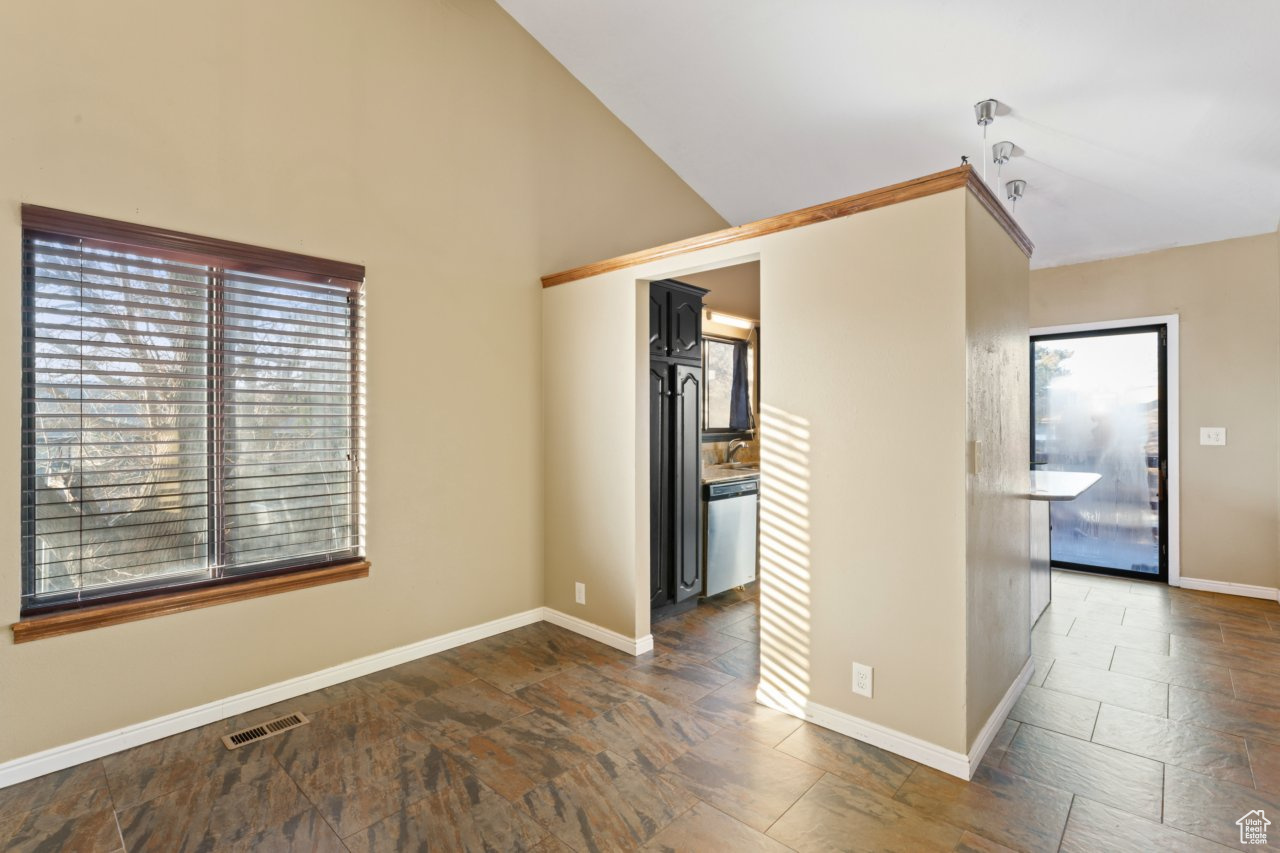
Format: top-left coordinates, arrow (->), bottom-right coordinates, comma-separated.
22,208 -> 365,614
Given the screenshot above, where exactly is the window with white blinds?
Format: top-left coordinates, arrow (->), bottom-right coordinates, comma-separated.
21,206 -> 365,614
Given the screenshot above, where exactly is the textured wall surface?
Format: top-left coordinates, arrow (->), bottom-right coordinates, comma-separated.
964,193 -> 1032,745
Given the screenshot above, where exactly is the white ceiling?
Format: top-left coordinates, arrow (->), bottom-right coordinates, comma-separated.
498,0 -> 1280,268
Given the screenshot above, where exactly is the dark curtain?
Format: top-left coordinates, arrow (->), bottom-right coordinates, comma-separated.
729,340 -> 752,431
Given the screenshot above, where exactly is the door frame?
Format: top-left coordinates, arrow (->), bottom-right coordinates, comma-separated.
1030,315 -> 1180,587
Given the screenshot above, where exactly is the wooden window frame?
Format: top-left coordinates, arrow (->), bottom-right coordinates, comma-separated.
12,561 -> 370,643
14,205 -> 368,641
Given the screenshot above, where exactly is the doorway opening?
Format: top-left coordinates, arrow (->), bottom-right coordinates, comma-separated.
647,260 -> 761,623
1031,324 -> 1170,582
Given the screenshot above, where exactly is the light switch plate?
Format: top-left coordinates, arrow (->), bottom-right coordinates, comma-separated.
575,582 -> 586,605
1200,427 -> 1227,446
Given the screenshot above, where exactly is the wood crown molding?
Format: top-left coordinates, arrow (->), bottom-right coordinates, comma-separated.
11,561 -> 370,644
961,167 -> 1036,258
541,164 -> 1033,288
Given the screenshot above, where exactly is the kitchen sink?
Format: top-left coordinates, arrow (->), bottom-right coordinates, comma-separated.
718,462 -> 759,471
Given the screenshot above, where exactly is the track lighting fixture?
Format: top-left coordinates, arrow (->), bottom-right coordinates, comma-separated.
1006,179 -> 1027,212
977,99 -> 998,131
974,100 -> 998,136
973,100 -> 1000,182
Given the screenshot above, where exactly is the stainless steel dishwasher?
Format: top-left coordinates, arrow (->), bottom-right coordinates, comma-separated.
703,477 -> 759,596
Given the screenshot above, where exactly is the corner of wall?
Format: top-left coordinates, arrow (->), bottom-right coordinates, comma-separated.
961,191 -> 1032,747
540,278 -> 643,640
633,278 -> 652,642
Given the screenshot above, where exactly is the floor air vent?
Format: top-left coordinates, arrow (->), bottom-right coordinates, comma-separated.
221,712 -> 310,750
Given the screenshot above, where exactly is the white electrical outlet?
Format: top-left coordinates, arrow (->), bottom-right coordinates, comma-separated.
852,662 -> 873,698
575,582 -> 586,605
1200,427 -> 1227,446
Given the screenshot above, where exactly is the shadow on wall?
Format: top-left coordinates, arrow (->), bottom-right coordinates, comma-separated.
756,403 -> 812,716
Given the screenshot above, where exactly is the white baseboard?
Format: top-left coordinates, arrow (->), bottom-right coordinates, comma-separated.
0,607 -> 544,790
1178,577 -> 1280,602
0,606 -> 656,790
756,690 -> 971,779
966,657 -> 1034,776
542,607 -> 654,656
757,657 -> 1033,781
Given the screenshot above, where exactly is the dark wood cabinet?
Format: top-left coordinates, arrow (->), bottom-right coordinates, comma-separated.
672,364 -> 702,601
668,286 -> 702,362
649,289 -> 669,358
650,280 -> 706,613
649,363 -> 671,607
650,280 -> 702,364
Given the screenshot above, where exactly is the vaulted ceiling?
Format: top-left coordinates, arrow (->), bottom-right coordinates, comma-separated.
498,0 -> 1280,268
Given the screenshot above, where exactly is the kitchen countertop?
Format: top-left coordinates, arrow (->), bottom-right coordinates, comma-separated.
702,464 -> 761,485
1029,470 -> 1101,501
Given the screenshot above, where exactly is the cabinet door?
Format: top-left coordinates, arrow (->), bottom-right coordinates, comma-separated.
672,365 -> 702,601
668,288 -> 702,362
649,287 -> 670,358
649,363 -> 671,607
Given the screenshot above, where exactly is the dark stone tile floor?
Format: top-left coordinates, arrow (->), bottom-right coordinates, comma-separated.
3,572 -> 1278,851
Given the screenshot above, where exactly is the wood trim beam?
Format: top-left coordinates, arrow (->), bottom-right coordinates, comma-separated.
962,168 -> 1035,258
541,165 -> 1033,288
10,561 -> 370,643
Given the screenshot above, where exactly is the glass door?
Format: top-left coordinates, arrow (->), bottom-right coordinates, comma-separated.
1032,326 -> 1167,581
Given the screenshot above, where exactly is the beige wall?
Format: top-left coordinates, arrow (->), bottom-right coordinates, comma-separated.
758,192 -> 971,753
542,278 -> 651,633
1031,235 -> 1280,590
964,194 -> 1031,744
0,0 -> 724,763
543,190 -> 989,754
680,262 -> 761,321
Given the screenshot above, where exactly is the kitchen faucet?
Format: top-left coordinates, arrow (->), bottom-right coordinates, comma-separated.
726,438 -> 750,463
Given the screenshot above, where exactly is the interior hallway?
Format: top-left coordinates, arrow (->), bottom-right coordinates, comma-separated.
2,571 -> 1278,851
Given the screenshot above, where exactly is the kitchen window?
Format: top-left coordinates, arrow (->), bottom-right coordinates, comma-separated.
702,334 -> 756,439
19,205 -> 366,627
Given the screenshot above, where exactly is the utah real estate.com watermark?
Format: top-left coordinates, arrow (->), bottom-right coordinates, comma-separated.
1239,810 -> 1270,845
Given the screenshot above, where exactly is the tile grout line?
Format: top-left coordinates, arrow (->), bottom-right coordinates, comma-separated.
653,797 -> 703,845
90,758 -> 131,853
265,738 -> 350,847
889,757 -> 920,798
112,805 -> 127,853
760,769 -> 827,838
1107,614 -> 1120,667
1158,761 -> 1166,824
1244,739 -> 1260,791
1056,794 -> 1077,852
702,797 -> 802,851
96,759 -> 123,818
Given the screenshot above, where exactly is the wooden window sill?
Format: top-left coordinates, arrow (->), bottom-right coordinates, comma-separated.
10,561 -> 370,644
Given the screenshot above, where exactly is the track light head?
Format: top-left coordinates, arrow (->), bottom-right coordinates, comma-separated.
974,99 -> 998,127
